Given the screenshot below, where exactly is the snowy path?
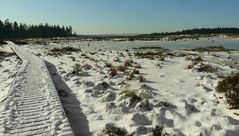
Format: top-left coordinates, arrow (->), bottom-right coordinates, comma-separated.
0,42 -> 73,136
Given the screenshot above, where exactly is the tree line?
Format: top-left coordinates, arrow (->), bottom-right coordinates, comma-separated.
144,27 -> 239,36
0,19 -> 74,39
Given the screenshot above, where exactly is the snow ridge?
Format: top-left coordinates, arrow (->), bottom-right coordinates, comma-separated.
0,42 -> 73,136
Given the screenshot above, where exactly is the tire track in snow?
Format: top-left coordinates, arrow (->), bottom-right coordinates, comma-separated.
0,42 -> 74,136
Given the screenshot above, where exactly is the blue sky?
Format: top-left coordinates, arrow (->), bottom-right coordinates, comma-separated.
0,0 -> 238,34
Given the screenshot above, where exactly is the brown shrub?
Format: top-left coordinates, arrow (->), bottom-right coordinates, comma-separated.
108,67 -> 117,77
216,73 -> 239,109
120,90 -> 142,105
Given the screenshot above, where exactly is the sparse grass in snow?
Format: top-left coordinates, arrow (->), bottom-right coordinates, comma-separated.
47,47 -> 81,56
216,73 -> 239,109
187,46 -> 234,52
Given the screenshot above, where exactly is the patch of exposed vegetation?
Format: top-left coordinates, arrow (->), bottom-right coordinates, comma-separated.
197,64 -> 218,73
0,50 -> 15,59
115,65 -> 126,72
0,40 -> 7,45
120,90 -> 143,105
216,73 -> 239,109
152,125 -> 164,136
152,125 -> 170,136
133,63 -> 141,68
47,47 -> 81,56
158,101 -> 177,109
131,69 -> 139,74
186,46 -> 234,52
72,64 -> 82,74
137,75 -> 145,82
134,51 -> 167,60
108,67 -> 117,77
98,124 -> 131,136
124,59 -> 134,67
124,73 -> 134,81
12,40 -> 28,45
186,56 -> 203,69
105,62 -> 112,68
133,46 -> 168,50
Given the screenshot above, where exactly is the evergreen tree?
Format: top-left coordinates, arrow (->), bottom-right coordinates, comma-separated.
0,19 -> 74,39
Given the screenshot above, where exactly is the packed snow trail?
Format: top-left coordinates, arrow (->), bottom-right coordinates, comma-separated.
0,42 -> 74,136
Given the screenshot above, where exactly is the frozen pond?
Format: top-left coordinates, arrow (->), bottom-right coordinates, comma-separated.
78,38 -> 239,51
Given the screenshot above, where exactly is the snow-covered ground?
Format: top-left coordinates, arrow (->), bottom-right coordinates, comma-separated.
0,45 -> 20,111
1,40 -> 239,136
0,42 -> 73,135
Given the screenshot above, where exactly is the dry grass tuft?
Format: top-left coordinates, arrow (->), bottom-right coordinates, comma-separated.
72,64 -> 82,74
115,65 -> 126,72
120,90 -> 143,105
131,69 -> 139,74
137,75 -> 145,82
124,59 -> 133,67
108,67 -> 117,77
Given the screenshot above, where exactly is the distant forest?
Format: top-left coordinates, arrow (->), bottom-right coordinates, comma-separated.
80,27 -> 239,40
142,27 -> 239,36
0,19 -> 74,39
